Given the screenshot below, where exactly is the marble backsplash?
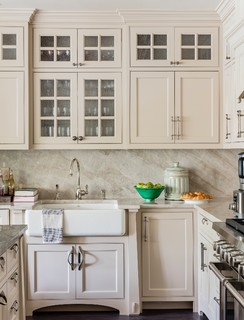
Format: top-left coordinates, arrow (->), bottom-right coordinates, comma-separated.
0,149 -> 242,200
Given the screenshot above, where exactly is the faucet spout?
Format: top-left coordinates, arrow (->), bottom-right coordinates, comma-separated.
69,158 -> 88,200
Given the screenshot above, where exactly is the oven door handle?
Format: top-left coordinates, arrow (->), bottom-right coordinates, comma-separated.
209,261 -> 232,282
224,280 -> 244,308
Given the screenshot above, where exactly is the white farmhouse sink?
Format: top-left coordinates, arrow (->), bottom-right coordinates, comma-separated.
26,200 -> 126,237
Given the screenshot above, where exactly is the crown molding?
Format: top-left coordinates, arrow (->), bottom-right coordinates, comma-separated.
31,10 -> 124,26
118,9 -> 221,24
0,8 -> 37,22
216,0 -> 235,22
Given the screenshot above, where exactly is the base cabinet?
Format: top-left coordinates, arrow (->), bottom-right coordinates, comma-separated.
141,210 -> 194,299
198,209 -> 220,320
0,241 -> 20,320
27,243 -> 124,301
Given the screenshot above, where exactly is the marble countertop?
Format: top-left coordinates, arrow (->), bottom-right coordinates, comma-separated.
4,197 -> 235,223
0,225 -> 27,256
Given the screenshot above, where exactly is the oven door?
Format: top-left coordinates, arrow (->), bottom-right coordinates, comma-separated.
209,262 -> 238,320
224,279 -> 244,320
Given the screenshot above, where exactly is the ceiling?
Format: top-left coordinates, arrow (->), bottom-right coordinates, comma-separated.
0,0 -> 223,12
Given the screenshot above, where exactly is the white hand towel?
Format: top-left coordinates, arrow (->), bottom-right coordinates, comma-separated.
42,208 -> 64,243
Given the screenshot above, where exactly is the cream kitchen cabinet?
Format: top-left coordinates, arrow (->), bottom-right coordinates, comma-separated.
0,240 -> 21,320
197,209 -> 220,320
130,26 -> 218,67
0,10 -> 32,150
0,27 -> 24,67
0,72 -> 25,146
141,210 -> 194,299
0,209 -> 10,225
130,71 -> 219,146
33,72 -> 122,146
33,28 -> 121,68
223,61 -> 235,144
27,243 -> 124,301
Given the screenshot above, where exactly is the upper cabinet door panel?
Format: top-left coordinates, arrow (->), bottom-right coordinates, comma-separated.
0,72 -> 24,144
130,27 -> 174,67
174,27 -> 219,67
0,27 -> 24,67
77,29 -> 121,68
33,28 -> 78,68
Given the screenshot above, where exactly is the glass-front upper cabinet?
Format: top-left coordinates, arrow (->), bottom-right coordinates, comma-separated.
174,27 -> 218,67
33,28 -> 121,68
34,73 -> 122,145
34,73 -> 78,144
130,26 -> 218,67
130,27 -> 174,66
78,73 -> 122,143
0,27 -> 24,67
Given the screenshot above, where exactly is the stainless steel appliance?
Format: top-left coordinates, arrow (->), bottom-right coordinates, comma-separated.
210,221 -> 244,320
229,152 -> 244,218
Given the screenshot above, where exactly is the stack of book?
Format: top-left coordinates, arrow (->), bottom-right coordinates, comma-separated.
14,188 -> 39,203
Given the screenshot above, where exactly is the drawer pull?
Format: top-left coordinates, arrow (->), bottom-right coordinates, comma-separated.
0,257 -> 5,269
10,271 -> 19,283
11,300 -> 18,312
201,217 -> 208,225
0,291 -> 7,305
10,243 -> 18,254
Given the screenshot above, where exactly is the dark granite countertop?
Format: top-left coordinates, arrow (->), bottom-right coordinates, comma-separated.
0,225 -> 27,256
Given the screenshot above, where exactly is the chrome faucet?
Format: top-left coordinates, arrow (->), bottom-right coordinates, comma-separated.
69,158 -> 88,200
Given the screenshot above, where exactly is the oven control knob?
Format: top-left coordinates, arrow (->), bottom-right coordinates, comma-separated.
213,240 -> 228,252
223,248 -> 238,262
229,202 -> 237,211
238,262 -> 244,277
230,254 -> 244,267
225,250 -> 243,264
220,244 -> 235,258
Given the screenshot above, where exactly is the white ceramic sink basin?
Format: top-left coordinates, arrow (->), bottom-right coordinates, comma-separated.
26,200 -> 126,237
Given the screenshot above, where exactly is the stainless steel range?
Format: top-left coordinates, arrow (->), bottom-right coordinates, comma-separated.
210,220 -> 244,320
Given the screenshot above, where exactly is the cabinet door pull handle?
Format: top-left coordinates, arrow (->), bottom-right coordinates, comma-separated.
67,246 -> 75,271
238,90 -> 244,103
78,136 -> 84,141
200,242 -> 207,271
10,243 -> 18,253
72,62 -> 78,66
175,61 -> 180,65
72,136 -> 78,141
78,246 -> 85,270
225,113 -> 231,139
170,61 -> 175,65
176,116 -> 181,139
144,216 -> 148,242
171,116 -> 175,140
78,63 -> 84,66
0,291 -> 7,305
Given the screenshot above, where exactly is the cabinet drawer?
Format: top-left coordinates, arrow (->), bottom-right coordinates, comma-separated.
198,213 -> 220,241
7,242 -> 19,273
7,269 -> 19,301
0,252 -> 7,284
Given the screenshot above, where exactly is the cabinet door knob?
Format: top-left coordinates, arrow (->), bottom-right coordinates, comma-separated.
72,136 -> 78,141
78,136 -> 84,141
72,62 -> 78,66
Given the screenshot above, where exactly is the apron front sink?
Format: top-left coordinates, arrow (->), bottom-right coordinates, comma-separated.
26,200 -> 126,237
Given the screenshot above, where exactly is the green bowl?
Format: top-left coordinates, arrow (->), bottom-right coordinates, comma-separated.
134,186 -> 164,202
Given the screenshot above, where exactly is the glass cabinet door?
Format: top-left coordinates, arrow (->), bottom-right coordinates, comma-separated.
34,73 -> 77,144
130,27 -> 174,66
0,27 -> 23,67
175,27 -> 218,66
78,29 -> 121,67
33,29 -> 77,68
78,73 -> 122,143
